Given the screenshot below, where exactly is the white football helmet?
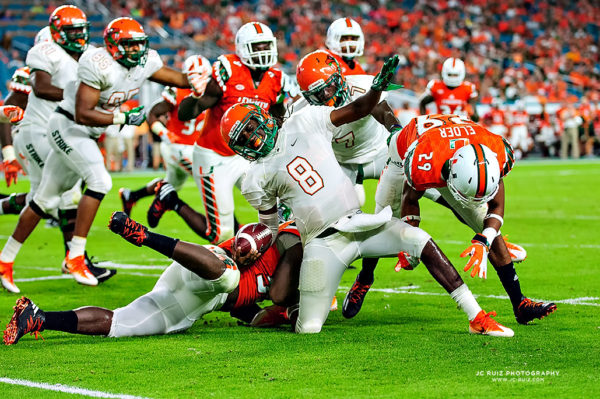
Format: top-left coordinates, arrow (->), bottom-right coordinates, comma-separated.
34,26 -> 52,45
235,22 -> 277,69
326,17 -> 364,58
441,57 -> 466,87
447,144 -> 501,207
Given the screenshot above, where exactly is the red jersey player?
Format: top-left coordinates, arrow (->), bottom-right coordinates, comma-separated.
324,17 -> 367,76
419,57 -> 479,121
3,214 -> 303,345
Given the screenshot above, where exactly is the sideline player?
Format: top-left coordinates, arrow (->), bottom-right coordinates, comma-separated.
345,114 -> 555,325
0,6 -> 116,291
221,56 -> 514,337
178,21 -> 298,244
419,57 -> 479,121
3,214 -> 302,344
0,17 -> 194,288
119,55 -> 207,227
324,17 -> 366,76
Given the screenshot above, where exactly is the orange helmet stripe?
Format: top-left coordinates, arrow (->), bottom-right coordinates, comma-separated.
452,58 -> 456,68
254,23 -> 263,34
345,18 -> 353,27
472,144 -> 488,198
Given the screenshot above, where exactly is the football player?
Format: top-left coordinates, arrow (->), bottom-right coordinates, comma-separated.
178,21 -> 298,244
324,17 -> 366,76
419,57 -> 479,121
3,214 -> 302,344
483,98 -> 508,138
344,114 -> 555,325
508,100 -> 532,159
220,56 -> 514,337
119,55 -> 207,228
0,6 -> 117,292
295,50 -> 398,205
0,17 -> 193,289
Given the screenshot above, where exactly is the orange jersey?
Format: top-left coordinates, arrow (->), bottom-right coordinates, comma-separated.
487,109 -> 506,125
393,115 -> 514,192
510,110 -> 528,127
161,87 -> 204,145
424,79 -> 478,117
324,50 -> 367,76
195,54 -> 285,156
219,222 -> 299,309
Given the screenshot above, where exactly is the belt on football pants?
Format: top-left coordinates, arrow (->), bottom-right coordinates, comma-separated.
316,227 -> 338,239
55,107 -> 74,121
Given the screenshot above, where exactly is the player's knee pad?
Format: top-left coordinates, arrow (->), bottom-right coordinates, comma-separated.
29,198 -> 53,218
298,259 -> 326,293
295,318 -> 323,334
400,225 -> 431,258
85,170 -> 112,195
211,267 -> 240,294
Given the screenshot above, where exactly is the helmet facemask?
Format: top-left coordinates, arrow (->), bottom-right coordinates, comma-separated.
326,18 -> 364,58
109,36 -> 149,68
238,39 -> 277,70
227,108 -> 278,161
50,21 -> 89,53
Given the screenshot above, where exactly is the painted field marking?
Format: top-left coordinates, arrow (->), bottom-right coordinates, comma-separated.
0,377 -> 151,399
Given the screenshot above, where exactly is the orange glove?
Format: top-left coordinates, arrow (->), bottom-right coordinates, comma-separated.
460,234 -> 489,279
395,251 -> 420,271
2,145 -> 23,187
0,105 -> 24,123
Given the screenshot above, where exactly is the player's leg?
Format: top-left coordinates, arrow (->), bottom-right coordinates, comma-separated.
358,220 -> 514,336
295,234 -> 357,334
0,192 -> 27,215
119,177 -> 162,216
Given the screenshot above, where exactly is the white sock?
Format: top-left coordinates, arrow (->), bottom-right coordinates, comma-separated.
450,284 -> 482,321
0,199 -> 5,215
0,237 -> 23,263
68,236 -> 86,259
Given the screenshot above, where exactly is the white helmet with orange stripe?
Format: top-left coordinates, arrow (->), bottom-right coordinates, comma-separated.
235,22 -> 277,69
326,17 -> 364,58
441,57 -> 465,87
447,144 -> 500,206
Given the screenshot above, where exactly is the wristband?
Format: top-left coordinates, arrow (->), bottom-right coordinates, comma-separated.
471,233 -> 490,249
113,111 -> 126,125
150,121 -> 169,136
2,145 -> 16,162
401,215 -> 421,223
389,124 -> 402,133
482,228 -> 498,247
484,213 -> 504,227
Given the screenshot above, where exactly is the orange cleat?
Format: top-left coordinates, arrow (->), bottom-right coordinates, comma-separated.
0,259 -> 20,293
503,236 -> 527,263
63,255 -> 98,286
469,310 -> 514,337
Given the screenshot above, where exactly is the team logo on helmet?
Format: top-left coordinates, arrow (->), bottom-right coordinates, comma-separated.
447,144 -> 500,206
49,5 -> 89,53
220,103 -> 278,161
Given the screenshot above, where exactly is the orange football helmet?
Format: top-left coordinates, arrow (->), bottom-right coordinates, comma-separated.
49,5 -> 89,53
296,50 -> 349,107
104,17 -> 149,68
220,103 -> 278,161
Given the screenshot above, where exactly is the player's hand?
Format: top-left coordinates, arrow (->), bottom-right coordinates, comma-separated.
395,251 -> 420,271
0,105 -> 24,123
124,106 -> 146,126
186,56 -> 212,97
234,247 -> 259,267
3,160 -> 23,187
460,234 -> 489,279
371,55 -> 401,92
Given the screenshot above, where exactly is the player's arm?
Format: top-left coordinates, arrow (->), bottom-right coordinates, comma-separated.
482,179 -> 505,234
258,206 -> 280,242
468,97 -> 480,122
178,79 -> 222,121
419,93 -> 434,115
0,90 -> 28,148
147,100 -> 173,141
269,232 -> 303,306
331,55 -> 399,127
400,181 -> 425,227
30,70 -> 63,101
149,66 -> 189,88
371,100 -> 402,132
73,82 -> 111,126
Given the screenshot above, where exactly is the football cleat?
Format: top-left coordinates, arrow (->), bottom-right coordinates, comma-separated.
515,298 -> 556,325
85,253 -> 117,283
469,310 -> 514,337
109,211 -> 148,247
330,296 -> 338,311
0,259 -> 20,293
4,296 -> 45,345
63,255 -> 98,286
342,275 -> 373,319
250,305 -> 290,328
147,182 -> 178,228
503,236 -> 527,263
119,188 -> 135,216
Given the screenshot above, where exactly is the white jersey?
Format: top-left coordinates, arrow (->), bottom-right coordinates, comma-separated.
330,74 -> 388,164
58,47 -> 163,138
21,41 -> 83,128
242,105 -> 360,244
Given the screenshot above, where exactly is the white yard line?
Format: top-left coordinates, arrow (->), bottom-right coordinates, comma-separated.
0,377 -> 151,399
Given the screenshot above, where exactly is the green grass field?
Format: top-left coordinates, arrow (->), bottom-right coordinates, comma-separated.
1,159 -> 599,398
